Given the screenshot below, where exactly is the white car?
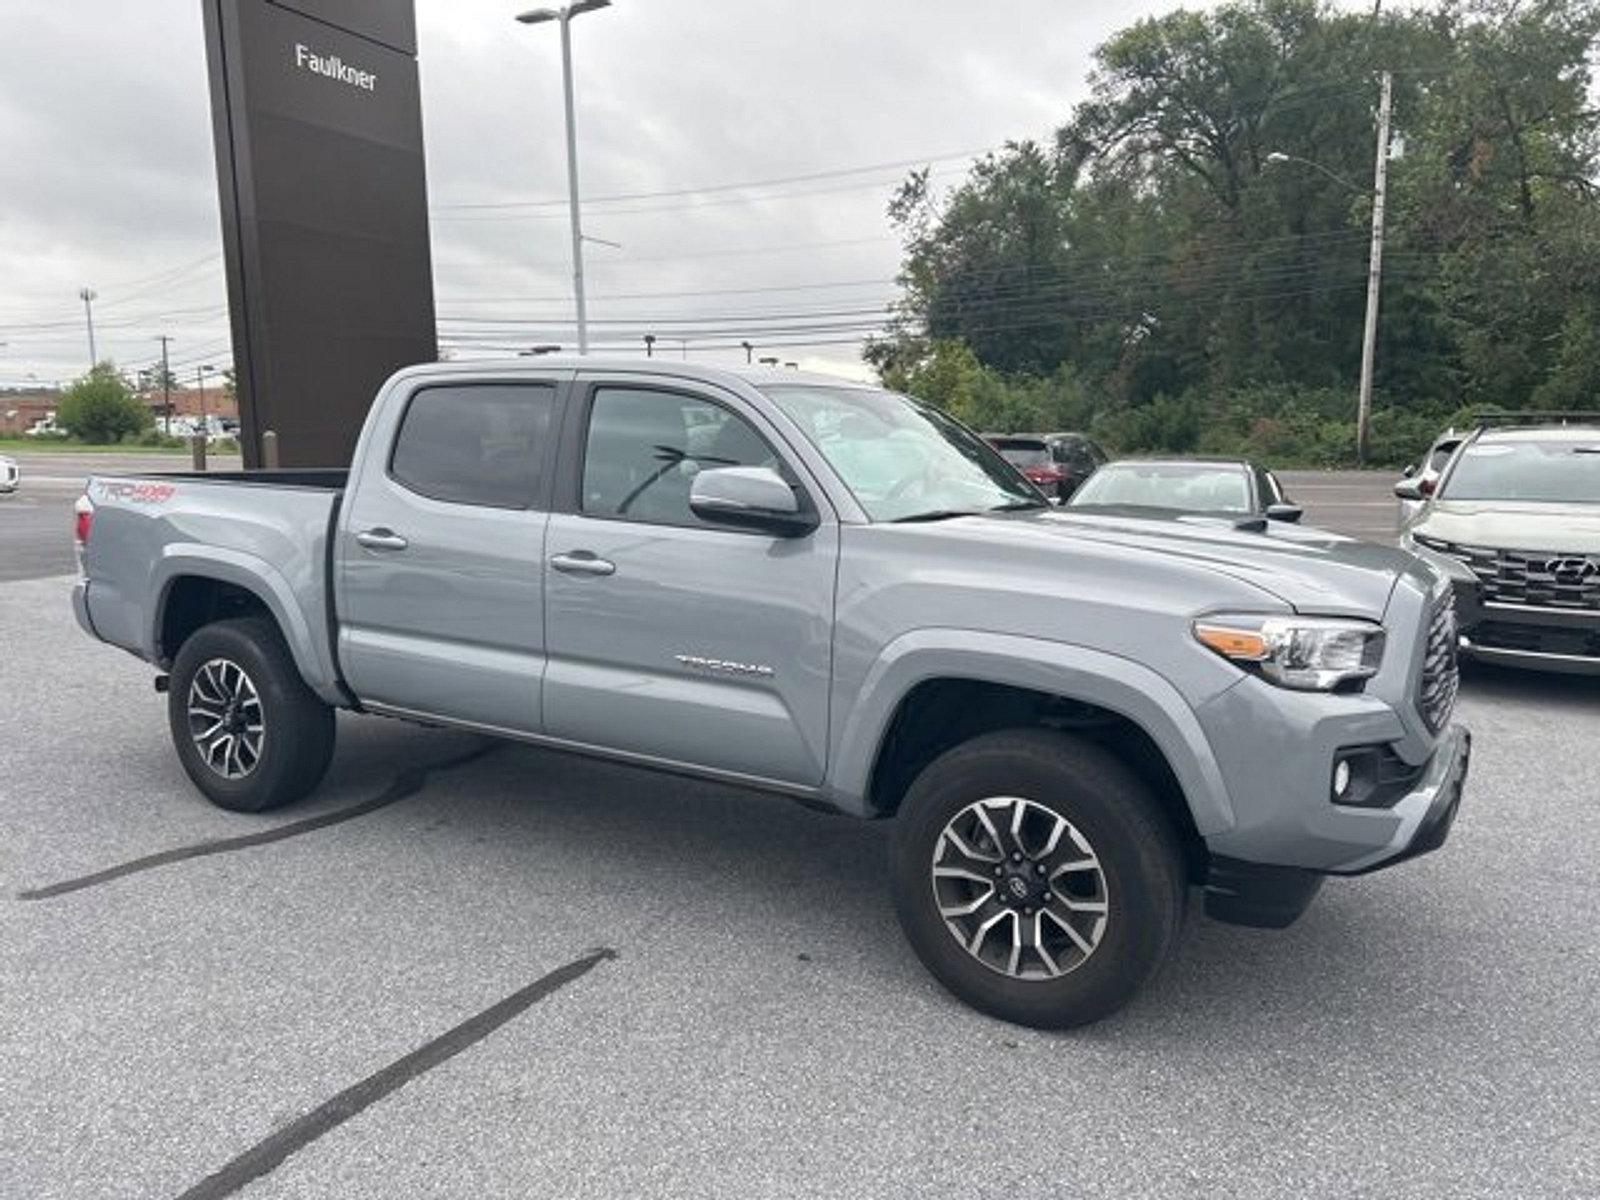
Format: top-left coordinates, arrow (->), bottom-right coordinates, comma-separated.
0,454 -> 19,493
1397,428 -> 1464,524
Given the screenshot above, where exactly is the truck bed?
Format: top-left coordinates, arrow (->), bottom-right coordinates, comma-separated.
78,469 -> 348,701
111,468 -> 350,490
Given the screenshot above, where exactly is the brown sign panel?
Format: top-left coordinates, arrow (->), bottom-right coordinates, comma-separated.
203,0 -> 436,468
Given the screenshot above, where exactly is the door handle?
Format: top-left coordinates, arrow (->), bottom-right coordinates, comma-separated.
550,551 -> 616,577
356,527 -> 409,551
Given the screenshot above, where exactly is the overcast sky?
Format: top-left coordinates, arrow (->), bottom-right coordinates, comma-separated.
0,0 -> 1370,388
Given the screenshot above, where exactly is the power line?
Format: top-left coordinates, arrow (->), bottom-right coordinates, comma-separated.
431,146 -> 998,212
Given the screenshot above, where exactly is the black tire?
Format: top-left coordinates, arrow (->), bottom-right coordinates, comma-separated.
892,728 -> 1186,1028
167,616 -> 335,813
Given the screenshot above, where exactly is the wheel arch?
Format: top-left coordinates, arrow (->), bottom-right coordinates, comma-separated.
149,549 -> 341,704
828,630 -> 1235,841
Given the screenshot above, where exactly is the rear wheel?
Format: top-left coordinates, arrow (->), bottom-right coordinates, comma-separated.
892,729 -> 1186,1028
167,617 -> 335,812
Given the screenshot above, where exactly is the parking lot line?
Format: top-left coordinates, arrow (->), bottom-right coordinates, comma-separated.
171,947 -> 619,1200
17,741 -> 498,901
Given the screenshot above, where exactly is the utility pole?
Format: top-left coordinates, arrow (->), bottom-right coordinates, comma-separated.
1356,70 -> 1392,467
156,335 -> 174,433
79,288 -> 98,366
741,340 -> 753,364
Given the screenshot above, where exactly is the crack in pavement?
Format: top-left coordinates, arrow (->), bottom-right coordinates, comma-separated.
171,947 -> 620,1200
16,741 -> 500,901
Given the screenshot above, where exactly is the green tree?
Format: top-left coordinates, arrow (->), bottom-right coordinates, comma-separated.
876,0 -> 1600,463
57,363 -> 152,444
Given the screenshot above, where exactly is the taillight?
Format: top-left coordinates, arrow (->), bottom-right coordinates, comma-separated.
74,494 -> 94,550
1027,465 -> 1066,483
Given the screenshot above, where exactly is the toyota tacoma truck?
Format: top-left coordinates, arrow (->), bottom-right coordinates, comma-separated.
72,360 -> 1470,1027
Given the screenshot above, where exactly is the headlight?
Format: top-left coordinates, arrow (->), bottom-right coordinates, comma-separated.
1193,614 -> 1385,691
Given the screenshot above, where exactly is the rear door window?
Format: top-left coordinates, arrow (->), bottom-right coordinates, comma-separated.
389,383 -> 554,509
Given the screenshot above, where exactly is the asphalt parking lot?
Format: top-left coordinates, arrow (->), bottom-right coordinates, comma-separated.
2,461 -> 1597,1198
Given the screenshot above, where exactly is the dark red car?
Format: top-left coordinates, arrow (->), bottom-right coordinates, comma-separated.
986,433 -> 1107,500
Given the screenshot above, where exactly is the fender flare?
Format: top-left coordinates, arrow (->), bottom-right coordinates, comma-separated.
827,628 -> 1235,834
147,546 -> 342,705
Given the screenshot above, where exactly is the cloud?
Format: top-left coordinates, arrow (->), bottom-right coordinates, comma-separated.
0,0 -> 1360,384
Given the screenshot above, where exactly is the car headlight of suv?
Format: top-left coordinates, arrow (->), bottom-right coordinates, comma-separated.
1193,614 -> 1385,691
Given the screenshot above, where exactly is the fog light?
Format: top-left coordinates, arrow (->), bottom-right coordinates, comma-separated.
1332,759 -> 1352,798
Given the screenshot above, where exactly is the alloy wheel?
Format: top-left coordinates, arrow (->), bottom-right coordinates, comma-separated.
186,657 -> 265,780
931,796 -> 1109,980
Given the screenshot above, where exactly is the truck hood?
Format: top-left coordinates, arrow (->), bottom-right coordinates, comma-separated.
1412,499 -> 1600,553
934,506 -> 1428,619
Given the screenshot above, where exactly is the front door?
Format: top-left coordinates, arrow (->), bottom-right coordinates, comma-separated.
337,379 -> 559,732
542,379 -> 837,787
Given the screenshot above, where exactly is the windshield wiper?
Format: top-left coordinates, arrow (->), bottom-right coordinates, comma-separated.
989,499 -> 1049,511
889,508 -> 983,523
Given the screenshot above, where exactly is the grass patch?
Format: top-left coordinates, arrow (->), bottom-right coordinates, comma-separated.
0,437 -> 202,454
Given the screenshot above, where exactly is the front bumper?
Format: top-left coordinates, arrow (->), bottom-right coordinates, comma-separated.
1204,725 -> 1471,927
1462,605 -> 1600,675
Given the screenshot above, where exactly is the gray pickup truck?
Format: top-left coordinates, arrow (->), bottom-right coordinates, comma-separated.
73,360 -> 1470,1027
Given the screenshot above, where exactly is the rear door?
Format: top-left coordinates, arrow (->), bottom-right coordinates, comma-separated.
541,375 -> 838,788
337,376 -> 563,732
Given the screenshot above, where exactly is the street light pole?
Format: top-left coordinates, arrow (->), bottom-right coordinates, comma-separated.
1355,70 -> 1393,467
79,288 -> 97,366
517,1 -> 611,356
196,364 -> 214,430
1263,72 -> 1393,465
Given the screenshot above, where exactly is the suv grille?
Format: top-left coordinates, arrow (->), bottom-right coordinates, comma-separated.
1417,597 -> 1460,734
1416,537 -> 1600,612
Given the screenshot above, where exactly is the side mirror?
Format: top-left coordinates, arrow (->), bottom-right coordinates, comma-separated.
1265,502 -> 1303,524
690,466 -> 817,537
1393,479 -> 1423,501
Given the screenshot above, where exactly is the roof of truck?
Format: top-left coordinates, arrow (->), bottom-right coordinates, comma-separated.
394,357 -> 879,391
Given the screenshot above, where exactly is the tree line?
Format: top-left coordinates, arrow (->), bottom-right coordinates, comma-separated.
869,0 -> 1600,465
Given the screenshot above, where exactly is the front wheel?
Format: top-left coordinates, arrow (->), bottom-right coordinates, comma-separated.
167,617 -> 335,812
891,729 -> 1186,1028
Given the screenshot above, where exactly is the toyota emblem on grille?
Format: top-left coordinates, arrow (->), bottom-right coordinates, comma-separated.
1542,557 -> 1598,584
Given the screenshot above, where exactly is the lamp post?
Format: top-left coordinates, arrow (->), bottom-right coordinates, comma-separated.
517,0 -> 610,355
196,363 -> 215,431
1264,72 -> 1393,465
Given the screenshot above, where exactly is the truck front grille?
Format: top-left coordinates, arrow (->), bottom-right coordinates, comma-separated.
1416,536 -> 1600,612
1417,596 -> 1460,734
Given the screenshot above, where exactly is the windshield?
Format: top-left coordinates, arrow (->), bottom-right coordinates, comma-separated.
760,385 -> 1039,521
994,442 -> 1051,469
1070,462 -> 1252,513
1440,439 -> 1600,503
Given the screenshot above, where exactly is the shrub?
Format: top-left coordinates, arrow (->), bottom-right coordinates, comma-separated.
56,364 -> 151,444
